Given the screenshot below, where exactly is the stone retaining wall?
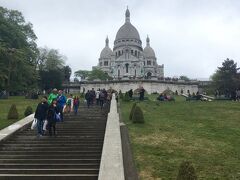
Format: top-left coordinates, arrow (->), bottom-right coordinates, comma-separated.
98,94 -> 125,180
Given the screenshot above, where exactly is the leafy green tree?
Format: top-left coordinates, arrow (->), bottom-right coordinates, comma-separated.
74,69 -> 112,81
74,70 -> 90,80
37,47 -> 66,90
88,69 -> 112,81
179,75 -> 190,82
0,6 -> 38,94
63,65 -> 72,82
211,58 -> 239,95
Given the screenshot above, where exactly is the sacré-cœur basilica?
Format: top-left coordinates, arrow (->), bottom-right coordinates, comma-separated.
93,8 -> 164,80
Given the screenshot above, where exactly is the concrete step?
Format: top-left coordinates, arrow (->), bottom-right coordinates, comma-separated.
0,175 -> 98,180
0,151 -> 101,155
0,154 -> 101,159
0,159 -> 101,164
0,163 -> 99,169
0,103 -> 108,178
0,169 -> 99,174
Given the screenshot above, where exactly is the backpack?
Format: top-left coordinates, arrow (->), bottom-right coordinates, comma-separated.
74,99 -> 79,106
67,99 -> 71,106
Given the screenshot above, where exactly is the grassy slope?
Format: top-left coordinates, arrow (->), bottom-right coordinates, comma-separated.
120,95 -> 240,179
0,96 -> 39,130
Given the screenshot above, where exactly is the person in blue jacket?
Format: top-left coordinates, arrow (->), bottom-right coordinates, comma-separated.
57,90 -> 66,121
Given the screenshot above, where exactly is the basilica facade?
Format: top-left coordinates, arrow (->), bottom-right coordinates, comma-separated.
94,8 -> 164,80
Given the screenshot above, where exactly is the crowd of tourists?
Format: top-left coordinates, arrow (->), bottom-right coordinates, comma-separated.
84,88 -> 112,109
33,88 -> 114,137
34,88 -> 80,137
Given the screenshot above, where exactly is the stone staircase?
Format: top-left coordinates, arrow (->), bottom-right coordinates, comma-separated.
0,105 -> 108,180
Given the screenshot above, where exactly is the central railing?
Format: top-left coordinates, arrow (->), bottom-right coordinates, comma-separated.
98,93 -> 125,180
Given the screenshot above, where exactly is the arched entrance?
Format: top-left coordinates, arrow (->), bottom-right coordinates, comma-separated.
146,72 -> 152,79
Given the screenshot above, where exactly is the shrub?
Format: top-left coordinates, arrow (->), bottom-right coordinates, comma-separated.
129,102 -> 137,120
7,104 -> 19,120
24,106 -> 33,117
132,106 -> 144,123
123,92 -> 130,102
177,161 -> 197,180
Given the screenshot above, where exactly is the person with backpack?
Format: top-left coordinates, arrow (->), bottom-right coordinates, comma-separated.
57,90 -> 66,121
34,96 -> 49,137
47,99 -> 60,136
85,90 -> 91,108
73,96 -> 80,115
65,94 -> 73,114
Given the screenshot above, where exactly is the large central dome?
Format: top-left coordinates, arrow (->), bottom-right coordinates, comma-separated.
115,22 -> 140,41
114,8 -> 142,50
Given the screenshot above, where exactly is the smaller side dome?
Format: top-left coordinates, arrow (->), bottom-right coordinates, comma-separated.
143,36 -> 156,58
100,37 -> 113,58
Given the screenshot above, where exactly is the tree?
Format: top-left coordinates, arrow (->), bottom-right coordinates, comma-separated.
74,70 -> 90,80
74,69 -> 112,81
0,6 -> 39,94
63,65 -> 72,82
88,69 -> 112,81
211,58 -> 239,96
179,75 -> 190,82
37,47 -> 66,90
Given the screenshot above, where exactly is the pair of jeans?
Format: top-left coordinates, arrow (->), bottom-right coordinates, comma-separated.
74,105 -> 79,115
87,100 -> 90,108
37,119 -> 44,135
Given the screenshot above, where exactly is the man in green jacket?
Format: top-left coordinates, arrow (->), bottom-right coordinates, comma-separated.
48,88 -> 58,105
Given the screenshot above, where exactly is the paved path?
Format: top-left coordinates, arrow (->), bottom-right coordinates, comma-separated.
0,105 -> 107,180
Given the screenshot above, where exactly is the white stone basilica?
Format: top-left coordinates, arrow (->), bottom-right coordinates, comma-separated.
94,8 -> 164,80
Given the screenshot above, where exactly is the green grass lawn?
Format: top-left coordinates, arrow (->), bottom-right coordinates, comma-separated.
120,95 -> 240,179
0,96 -> 39,130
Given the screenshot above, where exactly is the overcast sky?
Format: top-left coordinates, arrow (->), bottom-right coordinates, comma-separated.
1,0 -> 240,79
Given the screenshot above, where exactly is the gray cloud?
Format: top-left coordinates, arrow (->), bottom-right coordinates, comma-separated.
1,0 -> 240,79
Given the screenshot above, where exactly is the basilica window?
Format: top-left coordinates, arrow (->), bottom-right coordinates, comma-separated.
118,69 -> 120,77
118,51 -> 121,56
100,62 -> 102,66
147,60 -> 151,66
125,63 -> 129,73
104,61 -> 108,66
135,50 -> 137,56
144,61 -> 145,66
131,50 -> 133,55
